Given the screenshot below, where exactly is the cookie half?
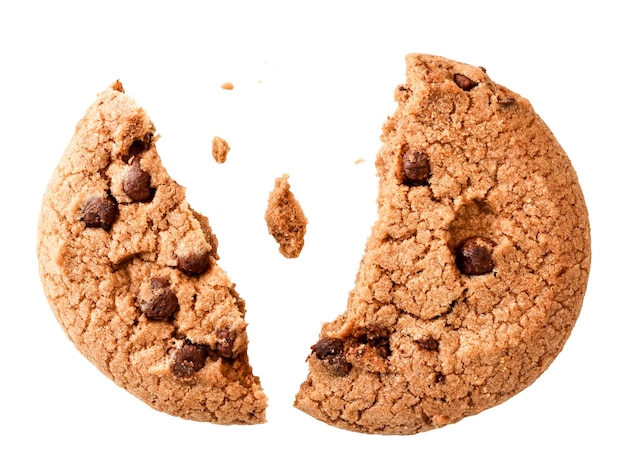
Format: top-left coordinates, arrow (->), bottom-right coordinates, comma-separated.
294,54 -> 591,434
37,81 -> 266,424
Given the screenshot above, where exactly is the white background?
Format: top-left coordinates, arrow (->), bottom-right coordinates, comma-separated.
1,1 -> 623,457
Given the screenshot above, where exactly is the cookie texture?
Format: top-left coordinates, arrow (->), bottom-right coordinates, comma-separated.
212,136 -> 231,164
38,81 -> 266,424
294,54 -> 591,435
265,174 -> 307,258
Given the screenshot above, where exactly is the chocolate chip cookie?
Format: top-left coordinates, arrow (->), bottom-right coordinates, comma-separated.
37,81 -> 266,424
294,54 -> 591,434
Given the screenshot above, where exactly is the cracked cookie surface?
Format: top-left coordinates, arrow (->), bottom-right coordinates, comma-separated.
37,81 -> 266,424
294,54 -> 591,435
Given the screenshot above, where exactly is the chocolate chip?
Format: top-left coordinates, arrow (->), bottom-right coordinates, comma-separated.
312,337 -> 352,376
355,325 -> 388,343
312,337 -> 342,359
140,279 -> 179,321
455,237 -> 495,275
172,341 -> 208,378
497,96 -> 516,106
354,325 -> 391,358
417,338 -> 439,351
82,196 -> 118,230
128,138 -> 149,157
402,149 -> 430,186
454,73 -> 478,91
150,277 -> 169,289
215,328 -> 237,359
123,162 -> 154,202
176,251 -> 211,276
122,136 -> 152,163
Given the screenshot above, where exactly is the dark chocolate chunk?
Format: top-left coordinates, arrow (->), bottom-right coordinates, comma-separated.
122,136 -> 152,163
454,73 -> 478,91
312,337 -> 343,360
402,149 -> 430,186
417,338 -> 439,351
215,328 -> 237,359
497,96 -> 517,106
140,279 -> 179,321
82,196 -> 118,230
355,325 -> 388,342
354,325 -> 391,358
176,251 -> 211,276
455,237 -> 495,275
172,341 -> 208,378
123,162 -> 154,202
150,277 -> 169,290
312,337 -> 352,376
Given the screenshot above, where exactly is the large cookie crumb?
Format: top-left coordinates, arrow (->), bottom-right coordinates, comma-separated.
265,174 -> 308,258
211,136 -> 231,164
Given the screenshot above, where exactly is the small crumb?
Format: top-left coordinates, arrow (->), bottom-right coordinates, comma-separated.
355,158 -> 365,165
265,174 -> 308,258
212,136 -> 231,164
221,82 -> 234,90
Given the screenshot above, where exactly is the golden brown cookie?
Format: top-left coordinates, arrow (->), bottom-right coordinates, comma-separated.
294,54 -> 591,435
265,174 -> 307,258
37,81 -> 266,424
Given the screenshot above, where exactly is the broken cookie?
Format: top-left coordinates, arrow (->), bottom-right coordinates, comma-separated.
37,81 -> 266,424
294,54 -> 591,435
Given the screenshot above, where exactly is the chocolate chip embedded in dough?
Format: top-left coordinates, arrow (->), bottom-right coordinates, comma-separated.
123,162 -> 154,202
82,196 -> 118,230
497,96 -> 517,107
150,277 -> 169,289
312,337 -> 343,360
139,279 -> 179,321
172,342 -> 208,378
176,250 -> 211,276
417,338 -> 439,351
354,325 -> 391,358
402,149 -> 430,186
122,136 -> 152,163
453,73 -> 478,91
455,236 -> 495,275
215,328 -> 237,359
311,337 -> 352,376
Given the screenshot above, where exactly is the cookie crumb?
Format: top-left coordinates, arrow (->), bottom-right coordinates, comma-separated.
221,82 -> 234,90
355,158 -> 365,165
265,174 -> 307,258
211,136 -> 231,164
